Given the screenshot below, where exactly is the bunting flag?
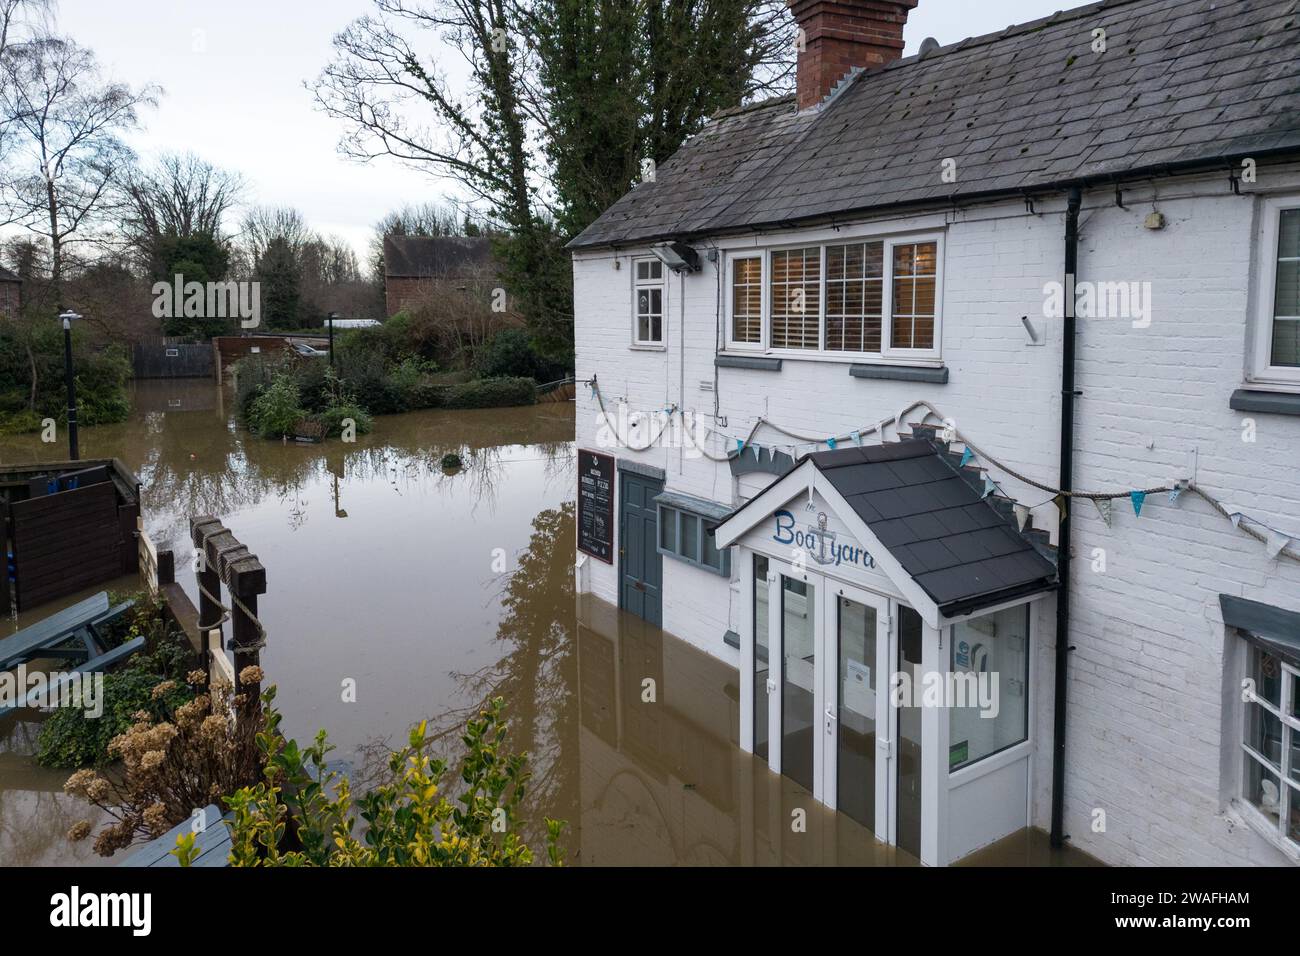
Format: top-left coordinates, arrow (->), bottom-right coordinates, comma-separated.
1130,490 -> 1147,517
851,430 -> 862,447
589,383 -> 598,399
1168,480 -> 1186,504
1230,512 -> 1244,529
1054,494 -> 1069,521
827,437 -> 838,450
960,447 -> 974,468
1014,503 -> 1031,532
1265,528 -> 1291,559
982,475 -> 998,499
1093,497 -> 1112,528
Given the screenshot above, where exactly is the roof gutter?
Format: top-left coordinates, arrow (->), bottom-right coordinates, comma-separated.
568,148 -> 1286,251
1050,185 -> 1083,850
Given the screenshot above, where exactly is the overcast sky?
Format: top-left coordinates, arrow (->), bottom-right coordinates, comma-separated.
45,0 -> 1070,258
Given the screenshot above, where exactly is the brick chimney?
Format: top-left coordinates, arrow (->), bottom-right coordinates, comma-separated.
790,0 -> 917,111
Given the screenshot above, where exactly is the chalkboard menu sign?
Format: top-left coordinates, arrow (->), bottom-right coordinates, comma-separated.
577,449 -> 615,563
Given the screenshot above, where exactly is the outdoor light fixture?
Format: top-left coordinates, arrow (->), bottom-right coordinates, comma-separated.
650,240 -> 701,274
58,310 -> 82,460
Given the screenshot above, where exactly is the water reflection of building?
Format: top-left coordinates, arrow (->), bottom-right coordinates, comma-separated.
574,594 -> 913,866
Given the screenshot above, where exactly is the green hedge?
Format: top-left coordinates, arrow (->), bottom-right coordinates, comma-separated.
442,376 -> 537,409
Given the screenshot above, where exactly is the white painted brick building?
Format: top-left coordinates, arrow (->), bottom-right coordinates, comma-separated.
569,0 -> 1300,866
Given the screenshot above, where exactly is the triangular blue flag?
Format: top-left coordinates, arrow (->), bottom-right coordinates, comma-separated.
737,438 -> 745,454
851,430 -> 861,447
827,437 -> 837,450
982,475 -> 997,499
1130,491 -> 1146,516
960,447 -> 974,467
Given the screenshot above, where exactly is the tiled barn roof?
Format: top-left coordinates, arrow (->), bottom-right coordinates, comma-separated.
571,0 -> 1300,249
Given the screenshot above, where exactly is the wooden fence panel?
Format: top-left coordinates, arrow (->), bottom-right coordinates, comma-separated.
10,483 -> 122,610
132,342 -> 214,379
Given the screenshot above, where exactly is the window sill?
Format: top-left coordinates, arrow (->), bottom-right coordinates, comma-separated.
1230,389 -> 1300,416
850,363 -> 949,384
715,354 -> 782,371
1230,799 -> 1300,863
630,342 -> 666,352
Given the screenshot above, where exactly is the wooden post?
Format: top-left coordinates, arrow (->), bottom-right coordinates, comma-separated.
191,517 -> 224,635
227,556 -> 266,696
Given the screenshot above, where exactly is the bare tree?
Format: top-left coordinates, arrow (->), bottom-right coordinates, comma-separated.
117,151 -> 245,275
235,204 -> 312,275
0,36 -> 158,294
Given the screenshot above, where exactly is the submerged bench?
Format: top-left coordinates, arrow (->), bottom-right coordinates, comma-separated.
0,636 -> 145,717
119,804 -> 232,867
0,592 -> 109,669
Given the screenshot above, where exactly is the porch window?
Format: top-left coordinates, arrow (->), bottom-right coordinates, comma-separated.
1240,642 -> 1300,851
948,604 -> 1030,772
633,257 -> 664,346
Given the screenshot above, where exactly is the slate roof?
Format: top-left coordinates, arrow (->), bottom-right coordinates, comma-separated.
383,235 -> 494,278
0,265 -> 19,283
807,440 -> 1057,614
571,0 -> 1300,249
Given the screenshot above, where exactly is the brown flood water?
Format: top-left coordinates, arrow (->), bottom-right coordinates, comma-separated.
0,380 -> 1096,867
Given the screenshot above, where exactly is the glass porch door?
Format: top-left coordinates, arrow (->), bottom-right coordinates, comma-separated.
759,560 -> 896,842
821,582 -> 893,841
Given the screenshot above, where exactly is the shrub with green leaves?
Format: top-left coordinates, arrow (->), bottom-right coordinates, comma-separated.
317,403 -> 373,438
247,373 -> 306,439
443,376 -> 536,410
210,695 -> 565,867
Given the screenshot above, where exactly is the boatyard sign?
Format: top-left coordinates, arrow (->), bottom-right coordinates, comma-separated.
578,449 -> 615,563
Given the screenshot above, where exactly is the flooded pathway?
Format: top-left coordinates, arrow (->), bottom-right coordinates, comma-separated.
0,381 -> 1093,866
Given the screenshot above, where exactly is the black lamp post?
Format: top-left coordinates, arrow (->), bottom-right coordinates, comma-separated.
59,309 -> 81,460
328,311 -> 337,368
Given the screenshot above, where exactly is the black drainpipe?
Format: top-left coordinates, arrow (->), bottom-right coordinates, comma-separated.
1050,185 -> 1083,848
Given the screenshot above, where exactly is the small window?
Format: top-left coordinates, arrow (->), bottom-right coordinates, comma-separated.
730,255 -> 763,346
1239,641 -> 1299,852
891,241 -> 938,350
660,507 -> 677,552
656,502 -> 729,576
633,257 -> 664,346
1253,199 -> 1300,384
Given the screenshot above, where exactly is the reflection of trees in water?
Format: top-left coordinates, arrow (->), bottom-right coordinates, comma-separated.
125,395 -> 574,542
356,502 -> 579,840
0,720 -> 106,866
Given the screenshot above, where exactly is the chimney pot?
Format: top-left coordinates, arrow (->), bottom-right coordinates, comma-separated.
789,0 -> 918,111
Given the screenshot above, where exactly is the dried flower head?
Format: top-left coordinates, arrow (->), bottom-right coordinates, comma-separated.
239,665 -> 264,685
151,680 -> 178,700
67,820 -> 92,842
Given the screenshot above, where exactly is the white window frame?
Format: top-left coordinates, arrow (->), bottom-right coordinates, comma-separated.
1239,647 -> 1300,856
726,252 -> 766,351
631,256 -> 665,348
1251,196 -> 1300,388
723,232 -> 945,365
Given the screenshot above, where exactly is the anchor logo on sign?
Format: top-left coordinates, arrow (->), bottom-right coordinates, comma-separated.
806,511 -> 836,566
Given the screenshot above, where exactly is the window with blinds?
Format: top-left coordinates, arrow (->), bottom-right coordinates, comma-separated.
731,256 -> 762,345
826,241 -> 884,352
770,247 -> 821,350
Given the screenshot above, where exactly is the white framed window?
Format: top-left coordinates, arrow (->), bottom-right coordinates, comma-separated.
1240,641 -> 1300,853
1252,197 -> 1300,386
723,232 -> 943,363
728,253 -> 764,349
632,257 -> 664,346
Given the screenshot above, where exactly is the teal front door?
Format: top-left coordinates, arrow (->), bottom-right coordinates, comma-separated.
619,472 -> 663,627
